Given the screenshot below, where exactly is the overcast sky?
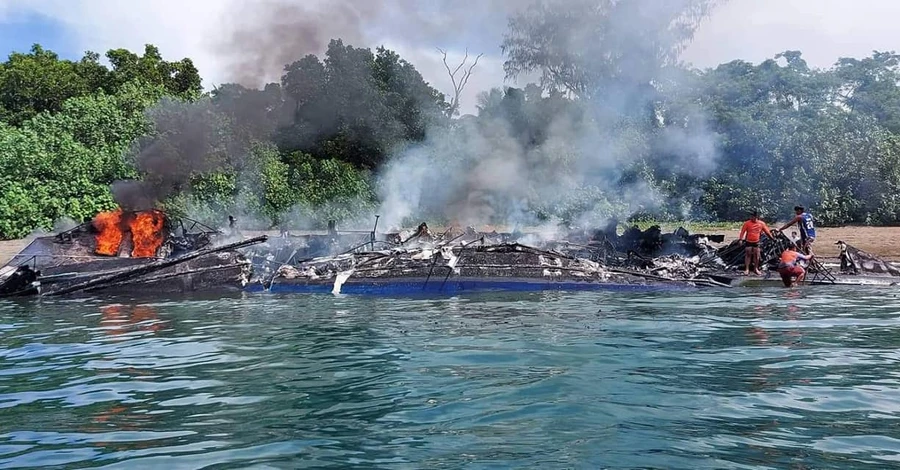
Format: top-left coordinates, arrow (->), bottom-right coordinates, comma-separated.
1,0 -> 898,114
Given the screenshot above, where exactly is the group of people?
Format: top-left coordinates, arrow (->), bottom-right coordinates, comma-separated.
738,205 -> 817,287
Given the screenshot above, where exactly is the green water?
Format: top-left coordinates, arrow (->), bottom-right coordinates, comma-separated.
1,287 -> 900,469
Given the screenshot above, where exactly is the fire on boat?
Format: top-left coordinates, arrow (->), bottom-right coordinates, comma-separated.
0,208 -> 266,297
3,212 -> 900,298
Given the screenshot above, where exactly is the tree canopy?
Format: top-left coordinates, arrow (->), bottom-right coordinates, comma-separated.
0,40 -> 447,238
501,0 -> 722,98
2,31 -> 900,240
0,44 -> 200,126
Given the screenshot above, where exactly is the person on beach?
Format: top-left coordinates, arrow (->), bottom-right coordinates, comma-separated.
739,211 -> 774,275
777,245 -> 813,287
778,205 -> 816,254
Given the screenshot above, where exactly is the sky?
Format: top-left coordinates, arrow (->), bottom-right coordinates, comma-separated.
1,0 -> 898,114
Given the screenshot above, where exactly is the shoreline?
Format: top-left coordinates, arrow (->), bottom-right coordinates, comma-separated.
0,239 -> 29,267
2,225 -> 898,267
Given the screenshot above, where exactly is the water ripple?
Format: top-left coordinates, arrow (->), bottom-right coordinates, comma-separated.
0,287 -> 899,468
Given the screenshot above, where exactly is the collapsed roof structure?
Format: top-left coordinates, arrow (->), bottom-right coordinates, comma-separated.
2,214 -> 898,298
0,208 -> 265,297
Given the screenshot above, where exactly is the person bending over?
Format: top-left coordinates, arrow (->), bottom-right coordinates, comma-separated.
779,205 -> 816,254
739,211 -> 774,275
777,245 -> 813,287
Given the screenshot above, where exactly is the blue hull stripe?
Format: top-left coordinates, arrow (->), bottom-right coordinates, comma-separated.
247,278 -> 695,295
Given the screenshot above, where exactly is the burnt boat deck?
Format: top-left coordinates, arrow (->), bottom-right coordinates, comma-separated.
4,218 -> 900,298
0,215 -> 267,297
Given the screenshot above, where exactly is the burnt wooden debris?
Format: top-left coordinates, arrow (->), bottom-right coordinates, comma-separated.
263,223 -> 739,292
0,265 -> 39,297
0,211 -> 266,298
716,231 -> 837,284
836,241 -> 900,277
7,215 -> 900,297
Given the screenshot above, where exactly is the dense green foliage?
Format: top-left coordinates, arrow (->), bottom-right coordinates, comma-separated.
2,14 -> 900,238
0,81 -> 163,238
496,1 -> 900,226
0,40 -> 444,237
473,49 -> 900,227
682,51 -> 900,225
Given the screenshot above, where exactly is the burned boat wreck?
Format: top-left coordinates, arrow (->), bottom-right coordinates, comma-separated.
0,209 -> 266,298
254,223 -> 736,295
251,222 -> 900,293
4,217 -> 899,298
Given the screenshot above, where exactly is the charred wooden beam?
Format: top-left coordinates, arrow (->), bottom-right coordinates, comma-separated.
44,236 -> 268,296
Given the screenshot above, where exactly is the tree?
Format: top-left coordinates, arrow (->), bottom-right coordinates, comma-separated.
375,47 -> 449,138
106,44 -> 202,99
0,81 -> 163,238
0,45 -> 91,125
212,82 -> 286,146
275,39 -> 447,168
834,51 -> 900,133
437,48 -> 483,117
0,44 -> 202,127
501,0 -> 723,99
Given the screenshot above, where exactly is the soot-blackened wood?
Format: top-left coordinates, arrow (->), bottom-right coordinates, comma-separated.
44,236 -> 268,296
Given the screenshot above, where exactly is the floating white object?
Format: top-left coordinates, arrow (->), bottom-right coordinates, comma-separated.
332,270 -> 354,295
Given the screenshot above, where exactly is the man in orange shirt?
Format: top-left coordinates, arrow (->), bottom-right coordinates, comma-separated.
777,245 -> 813,287
739,211 -> 774,275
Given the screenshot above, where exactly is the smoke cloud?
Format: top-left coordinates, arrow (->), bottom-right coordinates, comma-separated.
374,95 -> 688,232
110,0 -> 721,232
217,0 -> 525,87
373,0 -> 722,231
112,98 -> 238,211
221,1 -> 379,87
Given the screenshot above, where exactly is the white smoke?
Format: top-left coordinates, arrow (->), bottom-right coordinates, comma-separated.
373,0 -> 723,231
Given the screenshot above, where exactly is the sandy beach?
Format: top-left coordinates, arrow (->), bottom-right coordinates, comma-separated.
0,239 -> 28,266
713,226 -> 900,261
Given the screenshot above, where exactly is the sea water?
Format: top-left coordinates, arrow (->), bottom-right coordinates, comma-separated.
1,287 -> 899,468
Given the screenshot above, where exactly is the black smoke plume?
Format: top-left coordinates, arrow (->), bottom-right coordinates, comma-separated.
218,0 -> 526,87
112,98 -> 239,211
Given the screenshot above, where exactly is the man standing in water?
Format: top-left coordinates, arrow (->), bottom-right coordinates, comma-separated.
739,210 -> 774,275
777,244 -> 814,287
779,205 -> 816,254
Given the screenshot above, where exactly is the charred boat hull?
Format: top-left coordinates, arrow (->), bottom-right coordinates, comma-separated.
258,276 -> 696,295
0,265 -> 39,297
38,251 -> 253,296
259,243 -> 710,295
1,232 -> 267,297
39,237 -> 265,296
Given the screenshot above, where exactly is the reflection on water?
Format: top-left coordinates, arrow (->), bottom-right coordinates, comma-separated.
0,287 -> 899,468
99,304 -> 165,337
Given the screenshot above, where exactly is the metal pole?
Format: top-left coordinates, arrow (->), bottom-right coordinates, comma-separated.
371,215 -> 380,251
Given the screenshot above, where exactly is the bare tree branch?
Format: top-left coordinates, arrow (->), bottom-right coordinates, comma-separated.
438,47 -> 484,117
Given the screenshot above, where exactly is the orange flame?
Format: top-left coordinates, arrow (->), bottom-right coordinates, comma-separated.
129,210 -> 165,258
93,208 -> 124,256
